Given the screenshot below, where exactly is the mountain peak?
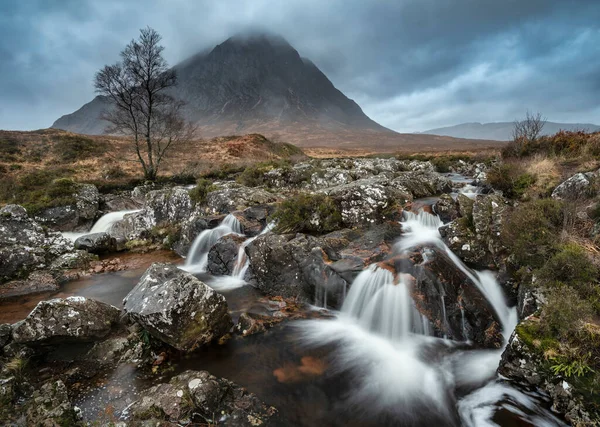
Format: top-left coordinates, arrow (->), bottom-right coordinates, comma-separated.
223,31 -> 292,48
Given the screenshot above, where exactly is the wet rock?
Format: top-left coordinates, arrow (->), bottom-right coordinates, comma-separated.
245,233 -> 348,305
112,187 -> 194,240
35,183 -> 100,232
232,204 -> 275,236
26,379 -> 79,426
323,178 -> 411,227
498,326 -> 595,424
0,204 -> 77,286
207,234 -> 248,276
74,232 -> 118,254
0,323 -> 11,350
399,245 -> 503,347
456,193 -> 475,218
50,250 -> 98,270
129,370 -> 276,425
12,296 -> 121,345
551,170 -> 598,201
173,213 -> 226,257
434,194 -> 459,223
234,312 -> 281,336
123,263 -> 233,351
391,171 -> 452,198
0,271 -> 59,299
205,185 -> 277,214
439,194 -> 508,269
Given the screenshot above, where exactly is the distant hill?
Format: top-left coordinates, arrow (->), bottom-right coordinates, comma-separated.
422,122 -> 600,141
51,32 -> 499,150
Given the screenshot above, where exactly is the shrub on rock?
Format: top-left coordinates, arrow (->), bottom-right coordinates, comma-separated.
271,193 -> 342,234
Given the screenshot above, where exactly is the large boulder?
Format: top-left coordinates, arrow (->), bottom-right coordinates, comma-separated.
439,194 -> 508,269
245,233 -> 348,306
123,263 -> 233,351
551,170 -> 598,201
74,232 -> 118,254
323,178 -> 411,227
35,183 -> 100,232
12,296 -> 121,345
129,370 -> 276,425
0,205 -> 73,286
111,187 -> 194,240
205,185 -> 277,214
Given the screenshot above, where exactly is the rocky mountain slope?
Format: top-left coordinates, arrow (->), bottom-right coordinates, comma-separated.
422,121 -> 600,141
52,33 -> 500,150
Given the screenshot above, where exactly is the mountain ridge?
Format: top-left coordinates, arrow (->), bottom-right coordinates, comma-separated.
422,121 -> 600,141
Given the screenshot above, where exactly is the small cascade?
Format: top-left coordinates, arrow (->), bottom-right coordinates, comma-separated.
62,209 -> 140,242
340,265 -> 429,342
231,222 -> 275,280
183,214 -> 241,273
459,184 -> 481,199
397,209 -> 516,337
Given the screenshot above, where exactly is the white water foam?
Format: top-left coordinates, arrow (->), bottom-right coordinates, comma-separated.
62,209 -> 140,242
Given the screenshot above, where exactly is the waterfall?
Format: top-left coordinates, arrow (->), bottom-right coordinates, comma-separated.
231,222 -> 275,280
62,209 -> 140,242
183,214 -> 241,273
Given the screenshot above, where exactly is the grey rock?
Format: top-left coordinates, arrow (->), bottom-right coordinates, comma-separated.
74,232 -> 118,254
208,234 -> 248,276
129,370 -> 276,425
123,263 -> 233,351
26,380 -> 79,426
205,186 -> 277,214
35,183 -> 100,232
552,171 -> 598,201
391,171 -> 453,198
0,271 -> 59,299
12,296 -> 121,345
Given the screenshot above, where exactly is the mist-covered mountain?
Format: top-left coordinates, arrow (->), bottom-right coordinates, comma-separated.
52,33 -> 391,143
422,121 -> 600,141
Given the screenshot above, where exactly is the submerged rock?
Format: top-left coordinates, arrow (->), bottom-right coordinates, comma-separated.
123,263 -> 233,351
12,296 -> 121,345
129,370 -> 276,425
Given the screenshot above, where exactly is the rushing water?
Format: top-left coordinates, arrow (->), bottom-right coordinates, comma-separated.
183,214 -> 242,273
62,209 -> 140,241
0,195 -> 566,426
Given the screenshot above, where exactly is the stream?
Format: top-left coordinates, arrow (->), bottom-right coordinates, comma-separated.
0,184 -> 567,426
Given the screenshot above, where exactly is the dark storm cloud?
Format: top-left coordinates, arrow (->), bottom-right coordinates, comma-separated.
1,0 -> 599,131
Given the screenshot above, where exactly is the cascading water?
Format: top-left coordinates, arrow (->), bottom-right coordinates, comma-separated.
183,214 -> 241,273
299,207 -> 554,425
62,209 -> 140,242
231,222 -> 275,280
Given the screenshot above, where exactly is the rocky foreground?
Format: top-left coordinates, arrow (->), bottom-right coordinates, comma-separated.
1,155 -> 598,425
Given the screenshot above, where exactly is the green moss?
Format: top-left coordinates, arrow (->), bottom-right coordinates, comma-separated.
237,160 -> 292,187
271,193 -> 343,234
502,199 -> 564,268
150,224 -> 181,249
189,178 -> 217,205
487,163 -> 536,199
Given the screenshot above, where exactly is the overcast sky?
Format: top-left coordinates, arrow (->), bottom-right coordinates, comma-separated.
1,0 -> 599,132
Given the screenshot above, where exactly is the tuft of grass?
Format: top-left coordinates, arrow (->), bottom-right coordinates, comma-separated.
486,162 -> 536,199
189,178 -> 217,205
51,134 -> 104,162
236,160 -> 292,187
271,193 -> 343,234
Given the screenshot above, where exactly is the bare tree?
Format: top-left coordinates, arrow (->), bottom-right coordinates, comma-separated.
94,27 -> 194,181
512,111 -> 546,144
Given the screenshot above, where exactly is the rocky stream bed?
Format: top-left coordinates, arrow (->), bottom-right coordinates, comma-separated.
0,157 -> 593,426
